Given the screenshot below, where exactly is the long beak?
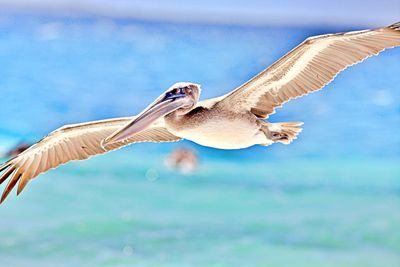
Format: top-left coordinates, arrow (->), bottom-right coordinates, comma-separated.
102,95 -> 189,147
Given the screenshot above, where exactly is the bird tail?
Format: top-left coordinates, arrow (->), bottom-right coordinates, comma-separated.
269,122 -> 303,144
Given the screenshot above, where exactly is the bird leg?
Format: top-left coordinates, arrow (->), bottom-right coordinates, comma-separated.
260,121 -> 303,145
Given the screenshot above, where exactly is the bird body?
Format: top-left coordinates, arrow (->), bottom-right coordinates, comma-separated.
165,107 -> 268,149
1,22 -> 399,203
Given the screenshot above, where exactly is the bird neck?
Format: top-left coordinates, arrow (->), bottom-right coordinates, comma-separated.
165,109 -> 187,123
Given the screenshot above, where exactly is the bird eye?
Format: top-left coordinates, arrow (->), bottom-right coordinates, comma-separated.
165,87 -> 187,100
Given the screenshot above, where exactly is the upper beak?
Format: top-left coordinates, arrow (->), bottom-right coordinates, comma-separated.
102,94 -> 189,147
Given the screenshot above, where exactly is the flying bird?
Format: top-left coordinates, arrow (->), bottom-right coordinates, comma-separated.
1,22 -> 399,203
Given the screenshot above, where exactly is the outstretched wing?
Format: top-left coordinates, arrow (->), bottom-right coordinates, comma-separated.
219,22 -> 400,118
0,117 -> 181,203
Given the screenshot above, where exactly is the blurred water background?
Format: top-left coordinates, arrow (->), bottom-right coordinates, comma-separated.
0,1 -> 399,266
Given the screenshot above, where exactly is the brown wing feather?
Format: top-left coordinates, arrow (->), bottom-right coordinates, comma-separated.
0,117 -> 181,203
219,22 -> 400,118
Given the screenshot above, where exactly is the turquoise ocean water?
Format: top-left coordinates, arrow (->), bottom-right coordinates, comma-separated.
0,17 -> 399,266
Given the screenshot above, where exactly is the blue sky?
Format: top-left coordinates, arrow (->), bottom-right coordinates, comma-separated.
0,0 -> 398,27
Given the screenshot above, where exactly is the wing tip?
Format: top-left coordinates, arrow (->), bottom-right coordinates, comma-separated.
387,22 -> 400,31
0,162 -> 26,204
0,195 -> 5,205
0,173 -> 20,205
0,189 -> 9,204
17,177 -> 29,196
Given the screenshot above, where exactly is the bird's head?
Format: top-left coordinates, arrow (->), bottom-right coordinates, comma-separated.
102,82 -> 200,146
164,82 -> 200,114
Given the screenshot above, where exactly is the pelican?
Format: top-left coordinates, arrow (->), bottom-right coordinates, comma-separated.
0,22 -> 399,203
